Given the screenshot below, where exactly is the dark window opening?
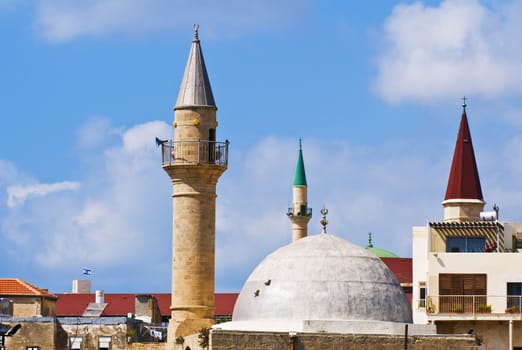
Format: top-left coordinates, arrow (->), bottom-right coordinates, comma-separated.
419,285 -> 426,308
208,128 -> 216,163
446,236 -> 485,252
507,282 -> 522,311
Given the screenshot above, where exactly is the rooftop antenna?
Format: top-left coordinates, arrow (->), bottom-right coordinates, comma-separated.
320,207 -> 328,234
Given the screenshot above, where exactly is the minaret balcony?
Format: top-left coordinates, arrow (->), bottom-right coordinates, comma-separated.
287,206 -> 312,217
161,140 -> 228,166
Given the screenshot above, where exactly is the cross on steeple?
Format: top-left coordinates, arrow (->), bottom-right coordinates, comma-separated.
462,96 -> 467,111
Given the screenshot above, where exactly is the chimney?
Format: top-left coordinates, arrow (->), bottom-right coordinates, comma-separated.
95,290 -> 105,304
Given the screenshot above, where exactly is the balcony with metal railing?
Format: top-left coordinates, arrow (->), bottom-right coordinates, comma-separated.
161,140 -> 228,167
287,206 -> 312,217
424,295 -> 522,320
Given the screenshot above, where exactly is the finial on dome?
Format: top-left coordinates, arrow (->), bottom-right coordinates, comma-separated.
320,207 -> 328,234
462,96 -> 467,112
193,24 -> 200,41
367,232 -> 373,248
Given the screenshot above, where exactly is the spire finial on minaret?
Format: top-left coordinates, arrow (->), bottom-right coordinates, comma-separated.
320,207 -> 328,234
367,232 -> 373,248
193,24 -> 200,41
462,96 -> 467,112
299,138 -> 302,150
176,24 -> 216,108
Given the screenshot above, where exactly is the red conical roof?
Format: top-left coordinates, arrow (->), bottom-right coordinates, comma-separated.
444,107 -> 483,201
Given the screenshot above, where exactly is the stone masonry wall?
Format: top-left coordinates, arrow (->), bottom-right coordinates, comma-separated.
2,319 -> 66,350
210,330 -> 480,350
128,343 -> 166,350
437,320 -> 522,350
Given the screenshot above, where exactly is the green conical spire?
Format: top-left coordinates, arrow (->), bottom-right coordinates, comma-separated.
293,139 -> 307,186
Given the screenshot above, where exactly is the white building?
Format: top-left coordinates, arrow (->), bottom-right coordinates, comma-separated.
412,103 -> 522,349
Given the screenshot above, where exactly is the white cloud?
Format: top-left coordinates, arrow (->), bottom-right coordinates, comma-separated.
374,0 -> 522,103
6,181 -> 80,208
76,116 -> 122,151
0,120 -> 173,291
35,0 -> 305,42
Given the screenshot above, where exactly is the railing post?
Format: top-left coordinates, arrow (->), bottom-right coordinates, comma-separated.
160,143 -> 164,164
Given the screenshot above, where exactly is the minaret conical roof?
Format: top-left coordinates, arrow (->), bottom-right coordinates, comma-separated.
293,140 -> 307,186
175,25 -> 216,108
444,103 -> 483,201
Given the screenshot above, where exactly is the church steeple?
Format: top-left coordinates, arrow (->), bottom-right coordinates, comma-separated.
442,99 -> 484,222
175,24 -> 216,108
287,140 -> 312,241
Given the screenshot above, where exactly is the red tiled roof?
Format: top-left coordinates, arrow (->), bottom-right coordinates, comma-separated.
381,257 -> 412,285
215,293 -> 238,316
444,109 -> 483,201
0,278 -> 55,297
55,293 -> 239,317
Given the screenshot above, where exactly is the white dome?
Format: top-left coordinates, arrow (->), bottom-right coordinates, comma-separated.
232,234 -> 412,324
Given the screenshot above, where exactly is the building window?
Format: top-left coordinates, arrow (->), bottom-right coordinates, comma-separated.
446,236 -> 485,252
98,336 -> 111,350
419,282 -> 426,308
70,336 -> 82,350
507,282 -> 522,312
439,274 -> 487,313
27,348 -> 40,350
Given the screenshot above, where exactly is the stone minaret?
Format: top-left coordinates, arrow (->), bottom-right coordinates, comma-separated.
287,140 -> 312,241
442,100 -> 484,222
161,25 -> 228,341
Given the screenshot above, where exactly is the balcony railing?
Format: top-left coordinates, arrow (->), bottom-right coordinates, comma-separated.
161,140 -> 228,166
287,207 -> 312,217
425,295 -> 522,315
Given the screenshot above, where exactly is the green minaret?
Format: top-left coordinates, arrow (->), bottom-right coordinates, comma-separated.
287,140 -> 312,241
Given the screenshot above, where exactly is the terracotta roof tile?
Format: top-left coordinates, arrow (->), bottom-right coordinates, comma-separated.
0,278 -> 54,297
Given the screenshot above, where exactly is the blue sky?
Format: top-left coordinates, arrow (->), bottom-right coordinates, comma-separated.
2,0 -> 522,294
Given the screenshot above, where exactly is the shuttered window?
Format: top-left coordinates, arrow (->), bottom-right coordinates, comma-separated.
439,274 -> 487,313
439,274 -> 486,295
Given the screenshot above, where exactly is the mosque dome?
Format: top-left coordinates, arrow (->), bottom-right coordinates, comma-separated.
365,233 -> 399,258
366,246 -> 399,258
232,233 -> 412,324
